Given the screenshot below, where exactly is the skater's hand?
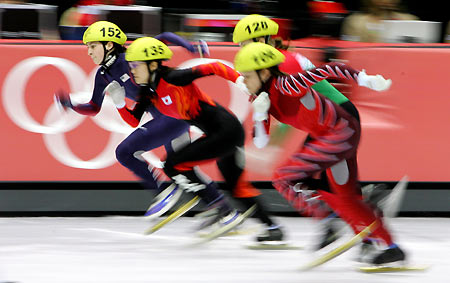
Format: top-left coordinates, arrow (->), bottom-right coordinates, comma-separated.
54,90 -> 72,112
105,80 -> 126,108
357,70 -> 392,92
196,39 -> 210,57
252,92 -> 270,121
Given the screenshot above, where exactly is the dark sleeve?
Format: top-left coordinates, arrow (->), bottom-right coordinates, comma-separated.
163,61 -> 240,86
155,32 -> 196,53
71,70 -> 106,115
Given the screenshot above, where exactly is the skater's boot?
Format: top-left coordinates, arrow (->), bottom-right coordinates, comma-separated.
256,225 -> 284,242
315,214 -> 342,250
208,209 -> 244,236
371,244 -> 406,265
355,238 -> 377,263
195,206 -> 219,219
144,184 -> 181,219
196,202 -> 233,231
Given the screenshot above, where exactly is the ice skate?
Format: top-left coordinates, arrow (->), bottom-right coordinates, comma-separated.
196,208 -> 222,231
194,206 -> 219,219
315,214 -> 344,250
357,245 -> 429,273
316,224 -> 340,250
354,239 -> 378,263
371,245 -> 406,265
145,195 -> 200,235
299,221 -> 378,271
144,184 -> 182,220
192,205 -> 256,245
256,226 -> 284,242
247,226 -> 301,250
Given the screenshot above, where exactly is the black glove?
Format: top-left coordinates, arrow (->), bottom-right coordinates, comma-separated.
54,90 -> 72,111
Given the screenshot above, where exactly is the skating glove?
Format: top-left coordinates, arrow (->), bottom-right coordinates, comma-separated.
235,75 -> 250,96
54,90 -> 72,111
196,39 -> 210,57
357,70 -> 392,92
105,80 -> 126,108
252,92 -> 270,121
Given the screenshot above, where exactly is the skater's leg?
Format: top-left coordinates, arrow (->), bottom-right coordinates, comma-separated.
320,157 -> 395,246
116,116 -> 190,191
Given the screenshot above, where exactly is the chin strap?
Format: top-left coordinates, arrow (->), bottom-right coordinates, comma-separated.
254,70 -> 270,97
99,54 -> 117,75
147,61 -> 164,90
99,42 -> 117,72
103,54 -> 117,68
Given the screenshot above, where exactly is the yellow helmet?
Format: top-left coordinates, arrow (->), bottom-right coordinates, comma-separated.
83,21 -> 127,45
233,14 -> 279,43
125,37 -> 173,62
234,42 -> 285,72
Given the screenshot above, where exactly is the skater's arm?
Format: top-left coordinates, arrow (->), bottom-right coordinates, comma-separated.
291,53 -> 350,104
115,86 -> 151,127
252,92 -> 271,148
54,71 -> 107,115
311,80 -> 349,105
277,62 -> 391,97
164,62 -> 240,86
253,118 -> 271,148
155,32 -> 208,56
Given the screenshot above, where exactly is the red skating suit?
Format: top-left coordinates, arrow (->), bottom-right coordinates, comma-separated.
139,61 -> 261,198
278,49 -> 316,74
152,62 -> 237,120
267,62 -> 394,245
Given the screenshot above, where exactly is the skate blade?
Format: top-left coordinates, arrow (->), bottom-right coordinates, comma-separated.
197,225 -> 260,238
358,265 -> 429,273
226,225 -> 260,236
299,221 -> 378,271
246,242 -> 303,250
144,196 -> 199,235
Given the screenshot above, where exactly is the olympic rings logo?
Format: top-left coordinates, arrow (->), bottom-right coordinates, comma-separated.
1,56 -> 250,170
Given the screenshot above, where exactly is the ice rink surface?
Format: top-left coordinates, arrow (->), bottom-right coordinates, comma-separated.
0,216 -> 448,283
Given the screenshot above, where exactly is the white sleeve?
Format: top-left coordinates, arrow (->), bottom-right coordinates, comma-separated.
253,120 -> 270,148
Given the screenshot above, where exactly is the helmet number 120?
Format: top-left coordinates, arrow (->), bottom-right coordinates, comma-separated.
244,21 -> 269,35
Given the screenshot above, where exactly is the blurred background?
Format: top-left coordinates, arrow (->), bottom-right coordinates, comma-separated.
0,0 -> 448,42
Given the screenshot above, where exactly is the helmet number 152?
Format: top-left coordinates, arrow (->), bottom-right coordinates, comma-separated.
100,27 -> 122,39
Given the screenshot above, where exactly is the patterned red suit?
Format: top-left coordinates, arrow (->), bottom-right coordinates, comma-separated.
265,62 -> 394,245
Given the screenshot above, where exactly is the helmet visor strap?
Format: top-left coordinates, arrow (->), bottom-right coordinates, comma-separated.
100,42 -> 112,64
255,70 -> 267,96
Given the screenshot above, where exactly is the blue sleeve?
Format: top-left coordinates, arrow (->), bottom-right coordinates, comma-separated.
120,72 -> 140,101
71,70 -> 106,115
155,32 -> 196,53
90,71 -> 108,107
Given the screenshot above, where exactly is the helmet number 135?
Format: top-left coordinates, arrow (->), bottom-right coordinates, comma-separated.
144,45 -> 165,57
